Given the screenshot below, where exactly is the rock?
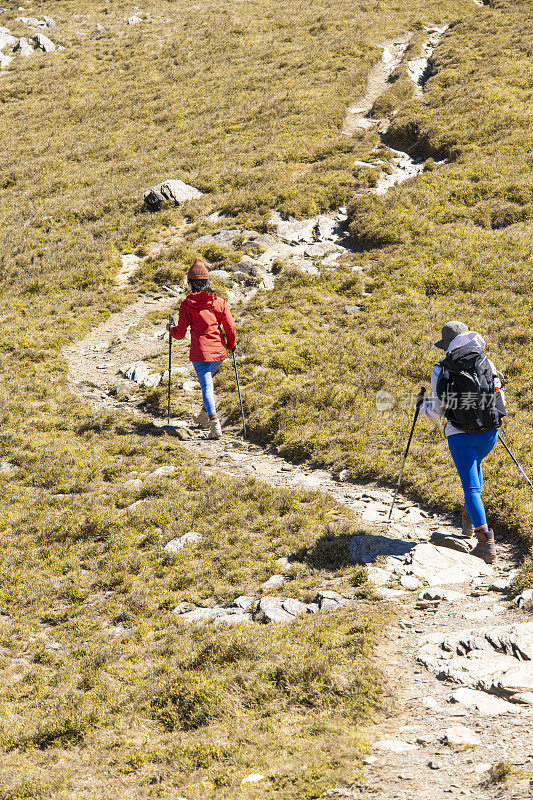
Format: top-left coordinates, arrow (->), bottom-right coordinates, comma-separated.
32,33 -> 56,52
177,606 -> 227,624
400,575 -> 423,590
515,589 -> 533,608
379,588 -> 408,599
275,218 -> 316,244
363,755 -> 378,765
241,774 -> 267,785
289,259 -> 319,275
428,760 -> 443,769
419,588 -> 466,602
258,241 -> 302,265
260,574 -> 286,591
374,740 -> 418,753
282,598 -> 309,616
510,691 -> 533,706
0,52 -> 14,68
212,611 -> 253,626
418,621 -> 533,697
315,590 -> 346,609
165,531 -> 202,553
182,380 -> 200,393
143,180 -> 203,210
195,229 -> 241,248
126,15 -> 143,24
260,275 -> 275,290
450,688 -> 518,716
490,577 -> 513,592
430,531 -> 473,554
124,479 -> 143,491
349,534 -> 413,564
143,372 -> 161,388
15,36 -> 33,55
421,696 -> 442,710
245,233 -> 279,254
343,305 -> 362,315
151,465 -> 176,478
444,725 -> 481,750
234,595 -> 255,611
462,609 -> 494,621
474,763 -> 492,775
15,17 -> 46,28
174,601 -> 195,615
120,361 -> 150,384
0,32 -> 18,50
255,597 -> 295,623
366,566 -> 392,587
43,16 -> 56,29
338,469 -> 350,482
407,542 -> 493,586
0,461 -> 18,474
290,473 -> 321,489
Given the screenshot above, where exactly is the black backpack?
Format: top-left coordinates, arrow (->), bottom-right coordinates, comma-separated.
436,345 -> 506,433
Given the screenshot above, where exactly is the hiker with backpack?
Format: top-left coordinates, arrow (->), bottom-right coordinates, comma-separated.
416,321 -> 506,564
167,257 -> 236,439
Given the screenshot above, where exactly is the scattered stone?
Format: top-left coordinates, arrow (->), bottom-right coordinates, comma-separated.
462,609 -> 494,621
234,595 -> 255,611
245,233 -> 279,254
0,461 -> 18,474
32,32 -> 56,52
515,589 -> 533,609
338,469 -> 350,481
364,755 -> 378,765
444,725 -> 481,750
123,478 -> 144,491
0,31 -> 18,50
0,51 -> 14,68
419,589 -> 466,603
401,575 -> 423,590
510,691 -> 533,706
380,588 -> 409,599
428,761 -> 443,770
177,606 -> 227,624
43,16 -> 56,29
474,763 -> 492,775
282,598 -> 309,616
374,740 -> 418,753
367,566 -> 392,587
182,380 -> 200,393
173,601 -> 194,615
151,465 -> 176,478
143,372 -> 161,388
15,16 -> 46,28
126,15 -> 143,24
241,774 -> 267,785
349,534 -> 413,564
490,577 -> 513,592
421,696 -> 442,711
275,218 -> 316,244
255,597 -> 294,623
343,305 -> 362,315
165,531 -> 202,553
143,180 -> 203,210
15,36 -> 33,55
260,574 -> 287,591
430,531 -> 473,554
450,688 -> 519,716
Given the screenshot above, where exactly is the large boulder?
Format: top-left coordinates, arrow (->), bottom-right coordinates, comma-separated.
143,180 -> 203,210
0,32 -> 18,51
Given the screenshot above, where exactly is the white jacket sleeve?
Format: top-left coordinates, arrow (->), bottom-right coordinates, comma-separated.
419,365 -> 445,420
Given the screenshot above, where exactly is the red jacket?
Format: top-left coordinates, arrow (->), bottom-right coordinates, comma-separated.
170,292 -> 236,362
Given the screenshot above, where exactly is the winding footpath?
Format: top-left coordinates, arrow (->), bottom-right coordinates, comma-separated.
63,26 -> 533,800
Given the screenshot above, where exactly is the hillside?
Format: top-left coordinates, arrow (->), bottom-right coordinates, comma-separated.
0,0 -> 532,798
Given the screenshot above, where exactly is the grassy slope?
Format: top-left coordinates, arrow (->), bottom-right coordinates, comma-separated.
0,0 -> 476,796
227,0 -> 533,553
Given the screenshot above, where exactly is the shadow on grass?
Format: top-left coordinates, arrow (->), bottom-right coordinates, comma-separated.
291,530 -> 414,572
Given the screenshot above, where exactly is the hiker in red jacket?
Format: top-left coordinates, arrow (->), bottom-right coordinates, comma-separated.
168,257 -> 236,439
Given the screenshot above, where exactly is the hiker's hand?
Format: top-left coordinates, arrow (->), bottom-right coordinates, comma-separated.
415,390 -> 425,409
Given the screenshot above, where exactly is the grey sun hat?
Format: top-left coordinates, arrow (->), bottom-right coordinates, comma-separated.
435,320 -> 469,350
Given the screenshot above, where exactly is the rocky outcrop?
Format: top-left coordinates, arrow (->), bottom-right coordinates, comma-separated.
142,180 -> 203,210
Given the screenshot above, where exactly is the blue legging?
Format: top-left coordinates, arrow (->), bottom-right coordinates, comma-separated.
447,430 -> 499,529
192,360 -> 224,417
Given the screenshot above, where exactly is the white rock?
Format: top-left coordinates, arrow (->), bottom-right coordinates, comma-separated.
241,774 -> 267,785
419,589 -> 465,602
15,16 -> 46,28
474,763 -> 492,775
0,461 -> 18,473
363,755 -> 378,765
151,465 -> 176,478
0,52 -> 14,68
401,575 -> 423,590
282,598 -> 309,616
0,32 -> 18,50
256,597 -> 294,623
32,32 -> 55,52
212,612 -> 253,627
43,16 -> 56,29
165,531 -> 203,553
234,595 -> 255,611
338,469 -> 349,482
126,15 -> 143,24
275,218 -> 316,244
16,36 -> 33,55
444,725 -> 481,749
515,589 -> 533,608
143,372 -> 161,388
367,566 -> 392,587
421,696 -> 442,710
374,740 -> 418,753
450,688 -> 519,716
379,588 -> 408,599
350,534 -> 413,564
124,478 -> 143,491
510,691 -> 533,706
143,179 -> 203,210
177,606 -> 227,624
462,609 -> 495,621
182,380 -> 200,393
260,574 -> 286,591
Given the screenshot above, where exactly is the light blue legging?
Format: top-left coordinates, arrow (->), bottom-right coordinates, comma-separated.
447,429 -> 499,529
192,360 -> 224,417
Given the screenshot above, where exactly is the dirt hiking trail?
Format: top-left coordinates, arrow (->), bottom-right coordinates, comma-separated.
62,21 -> 533,800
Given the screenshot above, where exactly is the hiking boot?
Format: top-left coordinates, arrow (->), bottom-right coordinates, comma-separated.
461,508 -> 475,537
470,528 -> 497,564
207,418 -> 222,439
194,407 -> 210,430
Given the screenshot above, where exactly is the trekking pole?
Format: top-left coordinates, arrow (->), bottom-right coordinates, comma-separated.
387,386 -> 426,522
167,315 -> 174,426
232,348 -> 246,439
498,432 -> 533,495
